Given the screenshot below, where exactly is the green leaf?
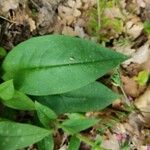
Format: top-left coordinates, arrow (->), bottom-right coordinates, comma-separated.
37,134 -> 54,150
3,35 -> 127,96
0,121 -> 50,150
2,91 -> 35,110
134,70 -> 149,86
111,67 -> 121,87
61,118 -> 98,134
0,47 -> 7,58
0,80 -> 14,100
144,21 -> 150,35
67,113 -> 85,120
0,118 -> 8,121
36,82 -> 118,114
68,136 -> 80,150
35,101 -> 57,127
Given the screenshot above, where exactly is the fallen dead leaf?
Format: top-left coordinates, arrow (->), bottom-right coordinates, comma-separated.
136,0 -> 146,8
124,42 -> 150,66
104,7 -> 124,19
102,134 -> 120,150
74,25 -> 86,38
58,145 -> 67,150
140,55 -> 150,73
0,0 -> 20,14
62,26 -> 77,36
135,86 -> 150,127
121,75 -> 144,97
126,18 -> 143,39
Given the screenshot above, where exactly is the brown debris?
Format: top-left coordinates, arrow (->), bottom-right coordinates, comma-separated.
121,75 -> 146,98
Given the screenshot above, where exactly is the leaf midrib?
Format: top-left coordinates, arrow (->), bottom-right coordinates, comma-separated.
12,57 -> 124,71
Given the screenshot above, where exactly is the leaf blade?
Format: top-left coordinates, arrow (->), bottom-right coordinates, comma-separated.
68,136 -> 80,150
37,134 -> 54,150
2,91 -> 35,110
3,35 -> 127,96
61,118 -> 98,134
36,82 -> 118,114
0,80 -> 14,100
35,101 -> 57,127
0,121 -> 50,150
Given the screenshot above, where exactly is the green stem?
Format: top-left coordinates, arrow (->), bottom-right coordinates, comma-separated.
57,123 -> 104,149
120,85 -> 130,105
117,67 -> 130,105
97,0 -> 101,29
76,133 -> 95,147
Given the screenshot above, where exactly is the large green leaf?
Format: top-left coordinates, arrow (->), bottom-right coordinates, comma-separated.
0,80 -> 14,100
35,82 -> 118,114
0,121 -> 51,150
2,35 -> 127,96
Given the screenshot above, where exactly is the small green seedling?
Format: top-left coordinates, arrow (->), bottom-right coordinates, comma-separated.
87,0 -> 123,42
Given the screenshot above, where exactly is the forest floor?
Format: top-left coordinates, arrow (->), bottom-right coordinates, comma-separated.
0,0 -> 150,150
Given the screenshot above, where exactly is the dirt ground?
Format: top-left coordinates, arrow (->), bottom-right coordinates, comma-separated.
0,0 -> 150,150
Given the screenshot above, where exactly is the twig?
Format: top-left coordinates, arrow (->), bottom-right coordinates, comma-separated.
0,16 -> 17,24
30,0 -> 40,10
120,85 -> 130,105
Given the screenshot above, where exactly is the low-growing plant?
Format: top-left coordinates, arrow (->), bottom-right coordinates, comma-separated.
86,0 -> 124,43
0,35 -> 127,149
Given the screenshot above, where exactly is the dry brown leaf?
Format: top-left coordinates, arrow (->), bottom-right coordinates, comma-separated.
0,0 -> 20,14
58,145 -> 67,150
132,42 -> 150,64
124,42 -> 150,66
73,9 -> 81,17
136,0 -> 146,8
62,26 -> 77,36
114,45 -> 136,56
126,19 -> 143,39
135,87 -> 150,127
28,18 -> 36,32
104,7 -> 124,19
102,134 -> 120,150
66,16 -> 75,25
76,0 -> 82,9
74,26 -> 86,38
141,58 -> 150,73
68,0 -> 76,8
121,75 -> 140,97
